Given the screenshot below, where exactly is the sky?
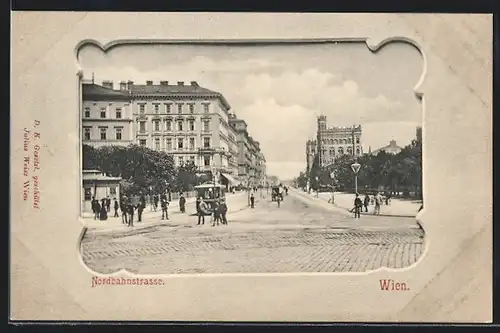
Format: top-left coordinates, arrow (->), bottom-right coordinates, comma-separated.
78,42 -> 423,180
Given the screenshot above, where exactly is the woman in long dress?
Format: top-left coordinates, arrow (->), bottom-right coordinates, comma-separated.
99,198 -> 108,220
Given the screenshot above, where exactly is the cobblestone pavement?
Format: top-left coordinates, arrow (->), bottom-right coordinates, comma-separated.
81,193 -> 425,274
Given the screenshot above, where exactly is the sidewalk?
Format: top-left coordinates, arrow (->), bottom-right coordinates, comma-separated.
302,190 -> 421,217
81,192 -> 250,233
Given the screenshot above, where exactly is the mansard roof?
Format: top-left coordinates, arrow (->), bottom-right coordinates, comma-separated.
82,83 -> 132,101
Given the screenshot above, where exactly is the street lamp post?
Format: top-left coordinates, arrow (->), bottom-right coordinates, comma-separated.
329,171 -> 335,204
350,162 -> 361,194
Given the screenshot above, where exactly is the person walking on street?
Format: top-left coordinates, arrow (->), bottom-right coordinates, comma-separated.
91,197 -> 99,220
100,199 -> 108,221
219,198 -> 228,225
161,198 -> 169,220
212,201 -> 221,227
152,194 -> 158,212
363,194 -> 370,213
127,202 -> 135,227
197,197 -> 209,225
277,193 -> 282,208
374,192 -> 382,215
137,201 -> 145,222
354,193 -> 362,219
106,196 -> 111,212
179,194 -> 186,213
120,197 -> 128,224
250,192 -> 255,208
113,198 -> 119,217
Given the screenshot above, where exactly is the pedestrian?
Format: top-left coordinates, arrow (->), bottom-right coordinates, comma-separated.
363,193 -> 370,213
120,196 -> 128,224
277,193 -> 282,208
161,198 -> 169,220
106,196 -> 111,212
153,194 -> 159,212
99,199 -> 108,221
196,196 -> 201,213
127,202 -> 135,227
137,201 -> 144,222
354,193 -> 362,219
219,198 -> 228,225
197,197 -> 209,225
212,201 -> 221,226
250,192 -> 255,208
386,192 -> 392,205
179,194 -> 186,213
91,197 -> 99,220
113,198 -> 119,217
374,192 -> 382,215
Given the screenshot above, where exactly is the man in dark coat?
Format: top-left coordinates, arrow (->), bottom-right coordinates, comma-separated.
137,201 -> 145,222
127,202 -> 135,227
218,199 -> 228,225
120,196 -> 128,224
106,196 -> 111,212
99,198 -> 108,221
161,198 -> 169,220
250,192 -> 255,208
179,194 -> 186,213
363,194 -> 370,213
91,197 -> 99,220
354,194 -> 362,219
113,198 -> 119,217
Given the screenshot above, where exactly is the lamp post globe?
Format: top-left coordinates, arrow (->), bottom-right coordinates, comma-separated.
350,162 -> 361,194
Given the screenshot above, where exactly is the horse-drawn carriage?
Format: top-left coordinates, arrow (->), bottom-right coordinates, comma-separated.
271,186 -> 283,202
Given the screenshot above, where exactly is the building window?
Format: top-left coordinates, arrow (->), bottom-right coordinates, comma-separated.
110,187 -> 116,195
177,104 -> 183,113
83,128 -> 91,140
177,138 -> 183,150
154,104 -> 159,114
348,138 -> 352,144
177,121 -> 183,131
356,148 -> 360,155
203,120 -> 210,132
189,156 -> 195,163
165,103 -> 171,113
139,139 -> 147,147
155,138 -> 160,150
100,128 -> 107,140
100,108 -> 106,118
189,138 -> 195,150
204,155 -> 211,166
166,120 -> 172,131
115,108 -> 122,119
166,138 -> 172,151
84,188 -> 92,201
154,120 -> 160,132
178,156 -> 184,165
189,104 -> 194,114
338,148 -> 344,155
356,137 -> 360,144
115,128 -> 122,140
203,103 -> 210,113
84,107 -> 90,118
334,139 -> 338,145
139,104 -> 145,114
203,137 -> 210,148
139,122 -> 146,133
189,120 -> 195,131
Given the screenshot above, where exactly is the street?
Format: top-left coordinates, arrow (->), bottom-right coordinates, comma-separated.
81,191 -> 425,274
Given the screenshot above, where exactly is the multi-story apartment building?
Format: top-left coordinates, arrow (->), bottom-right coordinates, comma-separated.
81,80 -> 134,147
129,80 -> 241,184
228,114 -> 265,187
306,115 -> 363,171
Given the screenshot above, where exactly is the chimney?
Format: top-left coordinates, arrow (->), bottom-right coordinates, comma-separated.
160,81 -> 169,86
119,81 -> 127,91
190,81 -> 199,87
177,81 -> 184,86
102,80 -> 113,89
146,80 -> 153,85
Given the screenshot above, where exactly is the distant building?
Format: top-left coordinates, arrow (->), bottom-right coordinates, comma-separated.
81,80 -> 134,148
306,115 -> 363,171
371,140 -> 403,155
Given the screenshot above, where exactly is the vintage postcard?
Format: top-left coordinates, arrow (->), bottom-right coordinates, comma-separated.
10,12 -> 492,322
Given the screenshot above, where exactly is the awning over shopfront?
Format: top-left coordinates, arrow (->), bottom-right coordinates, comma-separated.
220,173 -> 240,185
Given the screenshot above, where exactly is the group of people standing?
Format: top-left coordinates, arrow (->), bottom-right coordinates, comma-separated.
352,192 -> 386,218
91,196 -> 117,221
196,197 -> 228,227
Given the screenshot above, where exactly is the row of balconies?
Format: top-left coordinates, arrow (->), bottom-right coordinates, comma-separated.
138,129 -> 212,134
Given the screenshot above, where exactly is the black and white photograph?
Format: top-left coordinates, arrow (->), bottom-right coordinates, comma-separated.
78,41 -> 424,274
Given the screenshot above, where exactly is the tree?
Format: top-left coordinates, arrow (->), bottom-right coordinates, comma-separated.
174,160 -> 198,192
